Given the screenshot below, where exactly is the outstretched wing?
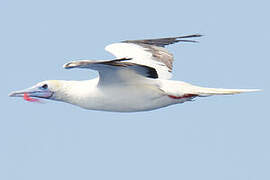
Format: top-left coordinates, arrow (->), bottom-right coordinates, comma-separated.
105,34 -> 202,79
63,58 -> 158,85
64,34 -> 202,85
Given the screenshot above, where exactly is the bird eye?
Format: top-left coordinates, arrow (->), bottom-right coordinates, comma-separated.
41,84 -> 48,89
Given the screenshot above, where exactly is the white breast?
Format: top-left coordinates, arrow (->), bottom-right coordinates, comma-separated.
62,79 -> 175,112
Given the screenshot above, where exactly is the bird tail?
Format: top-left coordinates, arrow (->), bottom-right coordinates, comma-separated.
188,86 -> 261,96
160,80 -> 261,97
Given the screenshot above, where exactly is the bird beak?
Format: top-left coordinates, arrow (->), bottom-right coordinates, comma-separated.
9,86 -> 53,99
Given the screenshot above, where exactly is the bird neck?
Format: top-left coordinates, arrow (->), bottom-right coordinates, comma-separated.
53,79 -> 99,106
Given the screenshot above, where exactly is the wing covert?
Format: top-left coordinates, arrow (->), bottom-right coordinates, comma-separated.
106,34 -> 202,79
105,43 -> 173,79
63,58 -> 159,85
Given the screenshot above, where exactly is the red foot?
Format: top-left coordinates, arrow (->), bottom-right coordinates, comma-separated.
168,94 -> 197,99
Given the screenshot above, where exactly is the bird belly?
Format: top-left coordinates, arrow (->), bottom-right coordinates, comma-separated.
76,84 -> 178,112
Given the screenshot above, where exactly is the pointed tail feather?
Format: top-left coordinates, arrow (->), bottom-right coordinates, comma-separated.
160,80 -> 261,97
187,86 -> 261,96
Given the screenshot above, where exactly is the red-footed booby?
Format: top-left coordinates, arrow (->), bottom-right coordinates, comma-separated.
9,35 -> 260,112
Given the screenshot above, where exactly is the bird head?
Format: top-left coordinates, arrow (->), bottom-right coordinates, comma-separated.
9,80 -> 62,101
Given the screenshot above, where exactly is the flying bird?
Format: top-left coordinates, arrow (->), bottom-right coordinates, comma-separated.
9,34 -> 259,112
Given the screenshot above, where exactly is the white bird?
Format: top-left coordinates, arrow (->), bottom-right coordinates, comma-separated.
9,34 -> 259,112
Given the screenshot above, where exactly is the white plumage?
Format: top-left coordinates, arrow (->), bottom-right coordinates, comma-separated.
105,43 -> 172,79
9,35 -> 260,112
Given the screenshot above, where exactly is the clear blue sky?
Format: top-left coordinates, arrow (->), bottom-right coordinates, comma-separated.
1,0 -> 269,180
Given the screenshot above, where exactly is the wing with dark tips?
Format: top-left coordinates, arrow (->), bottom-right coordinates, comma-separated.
106,34 -> 202,79
63,58 -> 158,80
64,34 -> 202,84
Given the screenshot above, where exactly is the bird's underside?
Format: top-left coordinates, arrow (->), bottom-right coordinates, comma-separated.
9,34 -> 260,112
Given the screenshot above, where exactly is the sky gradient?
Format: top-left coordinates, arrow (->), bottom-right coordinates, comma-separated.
1,0 -> 269,180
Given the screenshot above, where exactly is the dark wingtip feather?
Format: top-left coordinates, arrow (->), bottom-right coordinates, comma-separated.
176,34 -> 203,39
123,34 -> 203,47
175,34 -> 204,43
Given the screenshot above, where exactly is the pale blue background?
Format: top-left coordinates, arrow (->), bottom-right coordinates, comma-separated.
1,0 -> 269,180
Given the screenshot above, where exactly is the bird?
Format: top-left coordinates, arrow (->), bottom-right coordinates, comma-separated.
9,34 -> 260,112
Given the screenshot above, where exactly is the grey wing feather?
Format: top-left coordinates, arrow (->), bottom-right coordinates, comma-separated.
63,58 -> 158,79
123,34 -> 202,47
140,44 -> 174,71
122,34 -> 202,71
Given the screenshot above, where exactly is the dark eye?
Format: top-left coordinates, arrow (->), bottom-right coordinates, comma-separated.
41,84 -> 48,89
